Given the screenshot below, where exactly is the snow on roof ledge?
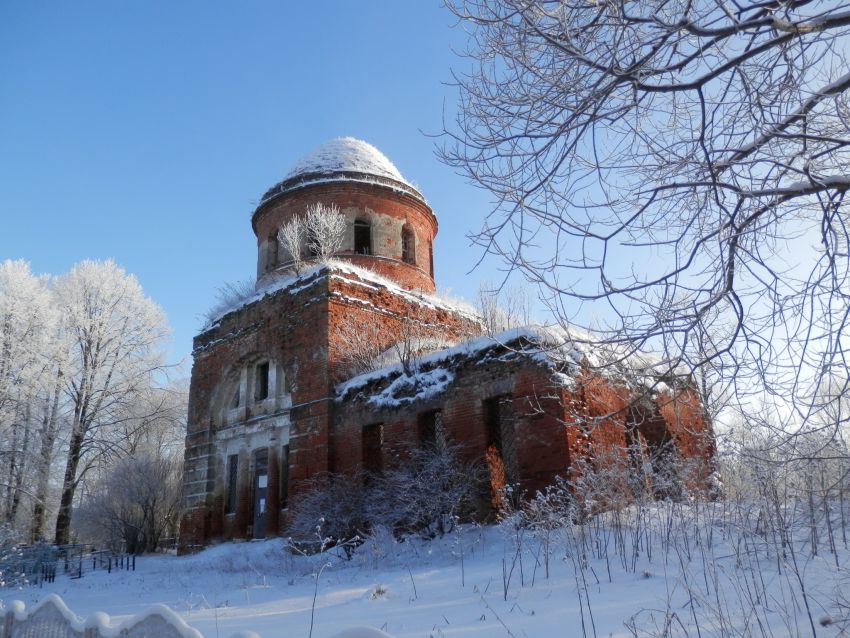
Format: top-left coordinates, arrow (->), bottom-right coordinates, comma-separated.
335,324 -> 691,408
200,260 -> 477,334
336,326 -> 583,407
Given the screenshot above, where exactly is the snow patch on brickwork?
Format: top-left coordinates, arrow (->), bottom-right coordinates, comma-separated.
336,325 -> 684,404
367,367 -> 456,407
337,327 -> 581,405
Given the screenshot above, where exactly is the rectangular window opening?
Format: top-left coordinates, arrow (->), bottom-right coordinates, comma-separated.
255,362 -> 270,401
225,454 -> 238,515
280,444 -> 290,509
362,423 -> 384,476
484,396 -> 506,454
419,409 -> 444,448
354,221 -> 371,255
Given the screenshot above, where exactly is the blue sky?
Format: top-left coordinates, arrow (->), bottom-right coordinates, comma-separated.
0,2 -> 511,365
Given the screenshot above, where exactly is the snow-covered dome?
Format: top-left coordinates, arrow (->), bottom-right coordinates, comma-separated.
286,137 -> 408,184
259,137 -> 424,205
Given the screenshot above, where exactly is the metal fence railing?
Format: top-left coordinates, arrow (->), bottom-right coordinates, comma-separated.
0,544 -> 137,588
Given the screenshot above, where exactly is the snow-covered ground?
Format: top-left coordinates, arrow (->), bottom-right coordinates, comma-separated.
4,503 -> 848,637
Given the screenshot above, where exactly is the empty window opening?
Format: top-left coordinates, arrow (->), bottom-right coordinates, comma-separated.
267,233 -> 278,271
255,362 -> 270,401
354,219 -> 372,255
484,396 -> 505,453
484,395 -> 517,484
428,241 -> 434,277
402,226 -> 415,264
362,423 -> 384,475
307,227 -> 319,257
230,385 -> 240,409
419,409 -> 445,449
225,454 -> 238,515
280,444 -> 290,509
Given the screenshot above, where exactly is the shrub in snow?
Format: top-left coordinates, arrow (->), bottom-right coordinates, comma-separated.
365,443 -> 486,539
288,444 -> 486,555
335,314 -> 393,379
287,472 -> 369,558
0,525 -> 29,588
475,280 -> 533,337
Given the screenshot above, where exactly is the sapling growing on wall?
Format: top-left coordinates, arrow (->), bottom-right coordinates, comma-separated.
304,203 -> 346,263
277,203 -> 346,274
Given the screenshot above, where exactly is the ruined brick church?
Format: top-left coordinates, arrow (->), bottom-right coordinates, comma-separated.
179,138 -> 714,549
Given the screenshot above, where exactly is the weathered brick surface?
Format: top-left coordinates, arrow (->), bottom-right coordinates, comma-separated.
178,264 -> 479,549
254,182 -> 437,292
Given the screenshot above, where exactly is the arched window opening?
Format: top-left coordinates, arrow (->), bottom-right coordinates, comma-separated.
428,240 -> 434,277
401,226 -> 416,264
354,219 -> 371,255
267,233 -> 278,271
307,227 -> 319,258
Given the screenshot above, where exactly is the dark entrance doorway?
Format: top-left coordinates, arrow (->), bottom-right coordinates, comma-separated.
253,448 -> 268,539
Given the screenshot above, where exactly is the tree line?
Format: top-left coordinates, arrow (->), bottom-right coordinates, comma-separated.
0,259 -> 185,551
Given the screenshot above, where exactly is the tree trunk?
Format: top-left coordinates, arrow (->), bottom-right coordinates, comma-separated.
7,406 -> 31,525
3,414 -> 21,523
31,376 -> 61,542
54,426 -> 85,545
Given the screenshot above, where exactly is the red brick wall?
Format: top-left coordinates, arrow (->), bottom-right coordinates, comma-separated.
330,358 -> 716,515
253,181 -> 438,292
180,271 -> 333,548
181,262 -> 716,549
180,266 -> 479,549
657,386 -> 716,493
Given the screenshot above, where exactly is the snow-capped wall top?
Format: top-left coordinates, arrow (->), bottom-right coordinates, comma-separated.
258,138 -> 425,206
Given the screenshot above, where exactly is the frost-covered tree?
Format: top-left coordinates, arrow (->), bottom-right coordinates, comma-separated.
278,216 -> 307,274
278,203 -> 347,274
0,260 -> 58,532
443,0 -> 850,442
74,450 -> 183,554
52,260 -> 169,545
29,359 -> 63,542
305,202 -> 346,263
0,261 -> 54,422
